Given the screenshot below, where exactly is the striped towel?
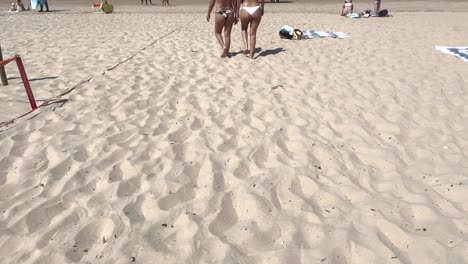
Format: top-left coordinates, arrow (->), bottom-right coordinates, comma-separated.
436,46 -> 468,62
303,31 -> 351,39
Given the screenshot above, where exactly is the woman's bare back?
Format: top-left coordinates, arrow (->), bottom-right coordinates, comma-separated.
215,0 -> 235,10
242,0 -> 261,7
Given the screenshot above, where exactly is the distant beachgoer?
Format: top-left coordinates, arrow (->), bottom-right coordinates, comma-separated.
360,9 -> 372,18
141,0 -> 152,5
239,0 -> 264,59
39,0 -> 49,12
161,0 -> 169,6
207,0 -> 237,58
16,0 -> 26,11
374,0 -> 381,14
10,2 -> 16,11
341,0 -> 353,16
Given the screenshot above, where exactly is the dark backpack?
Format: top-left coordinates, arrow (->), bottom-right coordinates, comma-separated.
378,9 -> 388,17
279,28 -> 293,39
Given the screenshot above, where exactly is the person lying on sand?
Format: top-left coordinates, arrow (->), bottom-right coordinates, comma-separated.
207,0 -> 238,58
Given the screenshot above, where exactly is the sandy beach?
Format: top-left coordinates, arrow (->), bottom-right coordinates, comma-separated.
1,0 -> 468,263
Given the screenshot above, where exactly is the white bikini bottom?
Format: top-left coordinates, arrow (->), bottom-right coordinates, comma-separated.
241,4 -> 260,15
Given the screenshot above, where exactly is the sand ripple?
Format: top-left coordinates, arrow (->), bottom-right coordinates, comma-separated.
1,4 -> 468,264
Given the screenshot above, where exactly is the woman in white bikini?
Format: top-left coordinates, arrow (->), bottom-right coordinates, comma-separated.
207,0 -> 237,58
237,0 -> 264,59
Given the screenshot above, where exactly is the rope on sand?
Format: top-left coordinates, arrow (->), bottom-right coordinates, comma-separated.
0,15 -> 200,131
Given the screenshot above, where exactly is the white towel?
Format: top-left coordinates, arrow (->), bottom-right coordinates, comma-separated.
435,46 -> 468,62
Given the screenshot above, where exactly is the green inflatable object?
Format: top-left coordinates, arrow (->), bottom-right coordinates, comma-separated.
101,2 -> 113,14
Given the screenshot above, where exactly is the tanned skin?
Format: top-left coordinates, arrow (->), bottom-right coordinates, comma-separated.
238,0 -> 264,59
207,0 -> 238,58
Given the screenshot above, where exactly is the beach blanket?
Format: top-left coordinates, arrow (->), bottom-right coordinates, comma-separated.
346,13 -> 360,18
279,26 -> 350,40
302,31 -> 351,39
436,46 -> 468,62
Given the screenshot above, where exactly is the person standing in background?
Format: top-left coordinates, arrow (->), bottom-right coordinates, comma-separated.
341,0 -> 353,16
374,0 -> 381,14
39,0 -> 49,12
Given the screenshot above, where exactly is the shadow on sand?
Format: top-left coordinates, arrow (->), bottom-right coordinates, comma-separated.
35,10 -> 71,13
228,47 -> 285,58
28,76 -> 59,82
257,47 -> 286,58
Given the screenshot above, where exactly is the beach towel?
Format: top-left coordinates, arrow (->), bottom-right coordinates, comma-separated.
436,46 -> 468,62
302,31 -> 351,39
346,13 -> 360,18
279,26 -> 350,40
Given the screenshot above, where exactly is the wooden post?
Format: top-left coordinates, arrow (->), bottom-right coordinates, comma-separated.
0,44 -> 8,86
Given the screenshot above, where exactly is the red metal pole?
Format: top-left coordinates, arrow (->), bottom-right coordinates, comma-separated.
15,55 -> 37,110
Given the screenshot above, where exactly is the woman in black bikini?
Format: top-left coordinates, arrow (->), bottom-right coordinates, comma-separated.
238,0 -> 264,59
207,0 -> 237,58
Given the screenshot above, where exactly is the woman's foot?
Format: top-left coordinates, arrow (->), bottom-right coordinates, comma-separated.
221,50 -> 227,58
221,47 -> 231,58
243,49 -> 249,57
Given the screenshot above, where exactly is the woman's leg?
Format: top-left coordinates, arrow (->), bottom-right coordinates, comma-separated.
240,10 -> 251,55
248,10 -> 262,59
214,14 -> 228,57
223,15 -> 236,57
374,1 -> 380,13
